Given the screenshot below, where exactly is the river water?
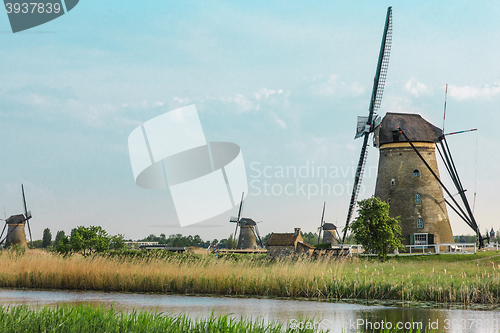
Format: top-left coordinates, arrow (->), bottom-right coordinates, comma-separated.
0,289 -> 499,332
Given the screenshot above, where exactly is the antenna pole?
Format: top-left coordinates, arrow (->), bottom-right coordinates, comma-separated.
443,84 -> 448,132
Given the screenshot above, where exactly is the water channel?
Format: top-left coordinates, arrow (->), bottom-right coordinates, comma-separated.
0,289 -> 499,332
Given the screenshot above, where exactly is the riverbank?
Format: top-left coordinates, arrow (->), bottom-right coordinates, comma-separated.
1,249 -> 499,304
0,304 -> 316,333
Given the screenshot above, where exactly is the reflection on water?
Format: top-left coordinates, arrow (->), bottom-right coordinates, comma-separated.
0,289 -> 499,332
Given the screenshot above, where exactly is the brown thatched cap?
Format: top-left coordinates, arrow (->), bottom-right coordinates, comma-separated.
377,113 -> 442,145
6,214 -> 25,224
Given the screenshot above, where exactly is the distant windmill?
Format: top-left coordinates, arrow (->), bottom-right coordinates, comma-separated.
317,202 -> 340,245
0,184 -> 33,248
229,193 -> 264,249
342,7 -> 392,244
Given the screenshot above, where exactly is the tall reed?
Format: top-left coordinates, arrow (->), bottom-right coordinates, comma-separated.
1,249 -> 499,304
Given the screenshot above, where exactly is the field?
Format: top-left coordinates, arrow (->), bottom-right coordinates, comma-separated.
1,249 -> 500,304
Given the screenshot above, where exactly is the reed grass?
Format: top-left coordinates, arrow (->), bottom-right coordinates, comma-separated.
0,304 -> 321,333
1,249 -> 500,304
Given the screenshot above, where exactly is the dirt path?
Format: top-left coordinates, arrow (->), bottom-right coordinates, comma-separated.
456,253 -> 500,263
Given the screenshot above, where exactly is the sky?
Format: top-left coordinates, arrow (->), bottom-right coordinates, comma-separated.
1,1 -> 500,242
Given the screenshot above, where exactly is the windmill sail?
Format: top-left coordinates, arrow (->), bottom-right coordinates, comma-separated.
342,7 -> 392,244
22,184 -> 33,246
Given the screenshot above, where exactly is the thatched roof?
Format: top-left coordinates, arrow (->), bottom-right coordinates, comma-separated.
6,214 -> 25,224
376,113 -> 442,146
267,233 -> 298,246
239,218 -> 257,226
321,223 -> 337,230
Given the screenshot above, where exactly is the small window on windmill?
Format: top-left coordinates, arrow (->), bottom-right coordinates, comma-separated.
387,198 -> 391,204
415,193 -> 421,204
413,169 -> 420,178
417,218 -> 424,229
391,178 -> 395,186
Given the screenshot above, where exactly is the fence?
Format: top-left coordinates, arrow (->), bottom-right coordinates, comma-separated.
331,243 -> 500,256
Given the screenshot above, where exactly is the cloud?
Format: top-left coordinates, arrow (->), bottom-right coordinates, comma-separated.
254,88 -> 284,100
173,97 -> 189,104
448,83 -> 500,101
214,87 -> 288,113
404,77 -> 431,97
311,74 -> 365,97
274,116 -> 287,128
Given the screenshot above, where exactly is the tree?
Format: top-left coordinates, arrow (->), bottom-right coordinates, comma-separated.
42,228 -> 52,248
349,197 -> 403,261
55,230 -> 66,246
109,234 -> 126,250
226,234 -> 236,249
70,226 -> 110,256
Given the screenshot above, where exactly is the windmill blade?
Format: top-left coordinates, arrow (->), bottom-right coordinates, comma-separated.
370,7 -> 392,118
317,202 -> 326,244
355,116 -> 369,139
0,223 -> 6,242
237,192 -> 244,221
22,184 -> 33,246
444,128 -> 477,137
342,7 -> 392,245
254,224 -> 264,248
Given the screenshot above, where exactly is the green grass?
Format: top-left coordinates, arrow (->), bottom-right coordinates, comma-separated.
0,304 -> 322,333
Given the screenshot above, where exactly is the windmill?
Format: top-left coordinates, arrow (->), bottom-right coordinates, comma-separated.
342,7 -> 392,244
0,184 -> 33,248
229,193 -> 264,249
317,202 -> 340,245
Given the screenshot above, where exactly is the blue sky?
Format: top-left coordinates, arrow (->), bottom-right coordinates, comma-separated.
1,1 -> 499,241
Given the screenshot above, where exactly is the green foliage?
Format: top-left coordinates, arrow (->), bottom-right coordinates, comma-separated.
30,240 -> 43,249
138,233 -> 204,247
226,233 -> 236,249
349,197 -> 403,261
0,305 -> 318,333
42,228 -> 52,248
54,226 -> 123,256
55,236 -> 71,255
109,234 -> 126,250
301,231 -> 320,245
314,243 -> 331,249
70,226 -> 110,256
8,244 -> 26,256
55,230 -> 66,245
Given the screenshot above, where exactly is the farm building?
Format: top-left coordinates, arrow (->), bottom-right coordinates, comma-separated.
266,228 -> 315,258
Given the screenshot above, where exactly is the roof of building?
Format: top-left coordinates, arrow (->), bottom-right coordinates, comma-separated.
376,113 -> 443,145
322,223 -> 337,230
6,214 -> 25,224
297,241 -> 315,249
267,232 -> 298,246
239,218 -> 257,226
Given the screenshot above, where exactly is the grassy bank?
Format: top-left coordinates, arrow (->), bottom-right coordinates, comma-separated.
1,249 -> 500,304
0,304 -> 320,333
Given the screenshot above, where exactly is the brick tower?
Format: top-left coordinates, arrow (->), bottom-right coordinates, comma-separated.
373,113 -> 454,246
